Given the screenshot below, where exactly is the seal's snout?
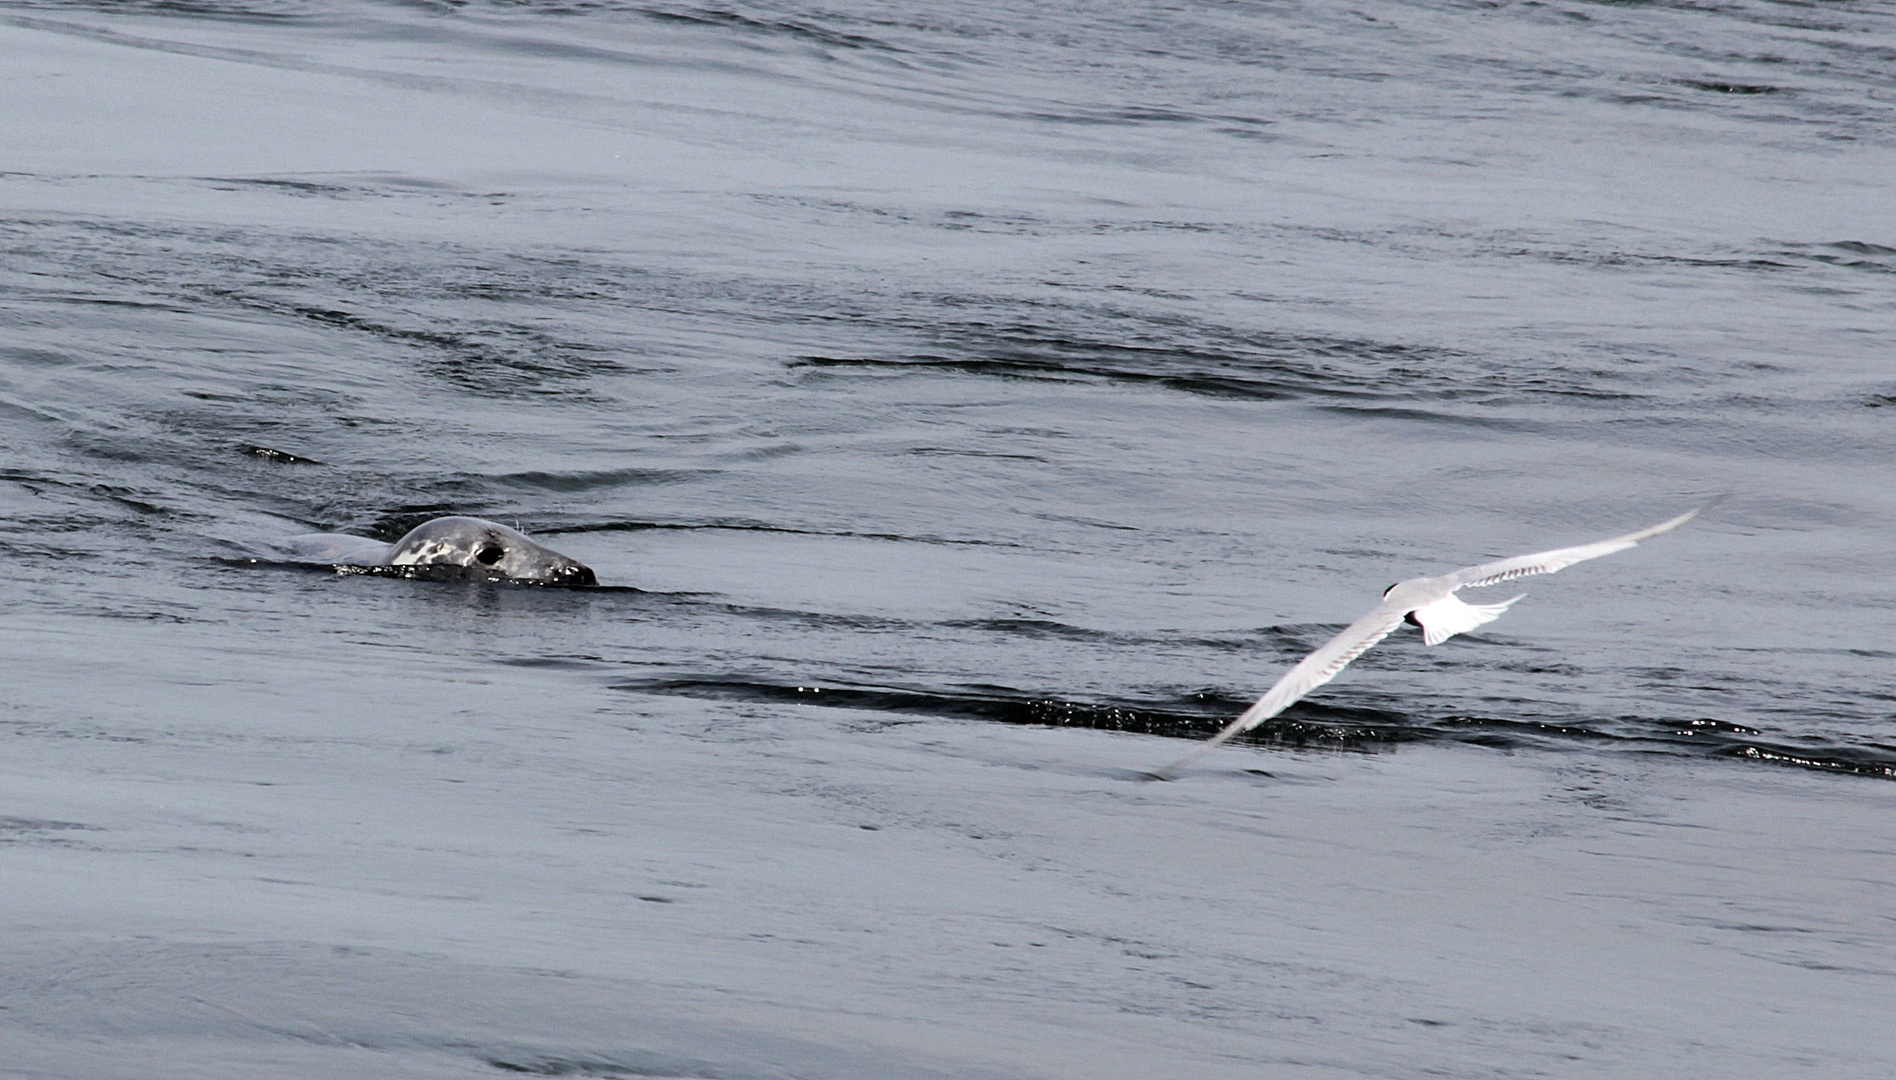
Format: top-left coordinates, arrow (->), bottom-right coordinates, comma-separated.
553,562 -> 597,587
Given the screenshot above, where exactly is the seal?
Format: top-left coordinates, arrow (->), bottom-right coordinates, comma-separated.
265,516 -> 596,585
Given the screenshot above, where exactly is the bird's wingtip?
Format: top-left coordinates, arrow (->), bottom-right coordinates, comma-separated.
1630,495 -> 1726,543
1691,488 -> 1736,519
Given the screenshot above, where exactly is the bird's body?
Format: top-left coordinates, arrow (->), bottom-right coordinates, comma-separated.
1153,501 -> 1717,778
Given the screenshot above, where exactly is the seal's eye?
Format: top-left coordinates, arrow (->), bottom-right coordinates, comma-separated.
475,545 -> 505,566
1383,583 -> 1399,597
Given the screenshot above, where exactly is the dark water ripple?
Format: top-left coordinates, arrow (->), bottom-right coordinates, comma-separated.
606,662 -> 1896,780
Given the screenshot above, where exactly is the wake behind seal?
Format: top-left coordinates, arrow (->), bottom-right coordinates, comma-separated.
262,516 -> 596,585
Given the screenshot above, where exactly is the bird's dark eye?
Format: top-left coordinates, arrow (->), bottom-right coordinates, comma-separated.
476,545 -> 505,566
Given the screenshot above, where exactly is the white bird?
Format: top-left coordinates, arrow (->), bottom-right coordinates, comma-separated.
1153,500 -> 1719,779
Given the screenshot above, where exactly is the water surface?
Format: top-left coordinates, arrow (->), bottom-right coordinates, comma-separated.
2,1 -> 1894,1076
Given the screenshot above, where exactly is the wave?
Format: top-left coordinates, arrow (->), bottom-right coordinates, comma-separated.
612,675 -> 1896,779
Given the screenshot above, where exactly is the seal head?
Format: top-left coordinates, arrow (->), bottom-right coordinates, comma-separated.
384,516 -> 595,585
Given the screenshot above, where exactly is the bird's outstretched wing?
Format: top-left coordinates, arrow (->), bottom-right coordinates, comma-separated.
1150,606 -> 1406,779
1151,498 -> 1720,779
1448,499 -> 1718,590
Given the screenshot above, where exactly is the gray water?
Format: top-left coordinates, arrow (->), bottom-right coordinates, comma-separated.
3,2 -> 1894,1077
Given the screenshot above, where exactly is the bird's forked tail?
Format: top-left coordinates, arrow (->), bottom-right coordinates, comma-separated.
1413,592 -> 1527,646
